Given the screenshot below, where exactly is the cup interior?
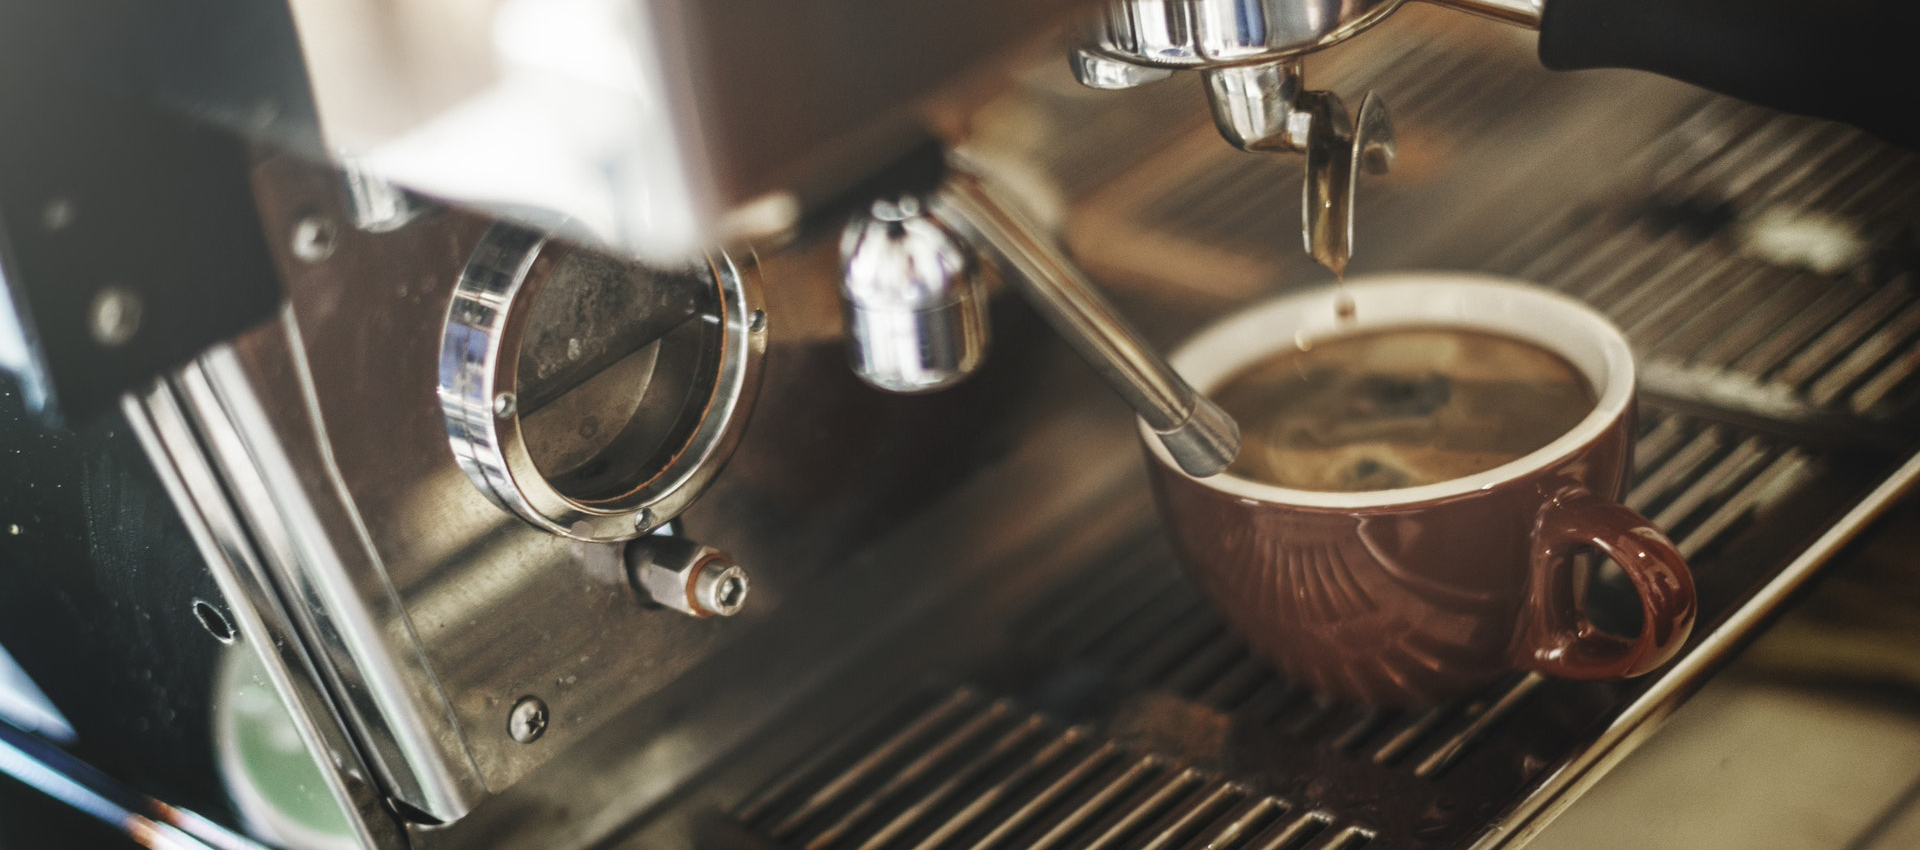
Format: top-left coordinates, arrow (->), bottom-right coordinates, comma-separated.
1143,272 -> 1636,508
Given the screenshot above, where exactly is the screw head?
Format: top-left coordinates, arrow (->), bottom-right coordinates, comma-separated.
507,696 -> 548,743
492,392 -> 516,419
748,309 -> 768,333
692,561 -> 750,617
717,574 -> 747,610
291,215 -> 337,263
88,286 -> 142,348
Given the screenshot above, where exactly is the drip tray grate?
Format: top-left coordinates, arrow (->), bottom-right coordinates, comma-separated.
734,686 -> 1376,850
729,398 -> 1859,850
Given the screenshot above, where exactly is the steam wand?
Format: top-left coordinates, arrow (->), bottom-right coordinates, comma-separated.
836,66 -> 1393,476
839,155 -> 1240,477
938,166 -> 1241,477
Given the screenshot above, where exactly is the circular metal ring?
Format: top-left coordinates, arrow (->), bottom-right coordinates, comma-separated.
439,223 -> 766,542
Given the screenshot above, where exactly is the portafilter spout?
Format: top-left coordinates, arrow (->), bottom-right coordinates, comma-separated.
1075,39 -> 1397,277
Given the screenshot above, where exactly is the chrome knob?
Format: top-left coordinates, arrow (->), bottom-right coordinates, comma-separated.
1072,0 -> 1403,276
839,194 -> 991,393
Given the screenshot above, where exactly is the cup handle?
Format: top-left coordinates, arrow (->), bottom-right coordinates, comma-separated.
1514,486 -> 1698,680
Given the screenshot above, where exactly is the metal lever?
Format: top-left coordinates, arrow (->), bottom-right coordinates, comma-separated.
934,163 -> 1239,477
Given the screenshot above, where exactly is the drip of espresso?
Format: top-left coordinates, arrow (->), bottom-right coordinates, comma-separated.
1211,327 -> 1595,492
1333,288 -> 1356,323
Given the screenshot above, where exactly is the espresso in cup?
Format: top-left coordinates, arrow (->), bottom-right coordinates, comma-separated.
1213,327 -> 1596,492
1142,274 -> 1696,706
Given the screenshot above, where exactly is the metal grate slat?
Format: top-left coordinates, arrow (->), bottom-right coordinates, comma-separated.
1626,427 -> 1727,511
1807,300 -> 1920,406
1413,675 -> 1545,779
1677,451 -> 1816,558
961,742 -> 1128,850
802,700 -> 1019,850
764,689 -> 987,838
1649,438 -> 1771,534
899,726 -> 1095,850
850,715 -> 1052,850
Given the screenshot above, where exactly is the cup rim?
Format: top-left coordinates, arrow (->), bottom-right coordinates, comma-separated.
1141,272 -> 1635,508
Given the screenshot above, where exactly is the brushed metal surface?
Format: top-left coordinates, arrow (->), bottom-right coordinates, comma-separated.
172,152 -> 1055,825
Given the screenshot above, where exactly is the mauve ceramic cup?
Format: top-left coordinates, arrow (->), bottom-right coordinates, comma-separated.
1142,273 -> 1697,706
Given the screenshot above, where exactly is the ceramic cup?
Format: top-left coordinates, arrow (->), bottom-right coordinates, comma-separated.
1142,273 -> 1697,705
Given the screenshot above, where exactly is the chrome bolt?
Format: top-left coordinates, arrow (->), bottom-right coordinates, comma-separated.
626,536 -> 750,618
693,562 -> 750,617
749,309 -> 768,333
88,286 -> 142,348
290,215 -> 337,263
492,392 -> 516,419
507,696 -> 548,743
634,508 -> 656,533
342,157 -> 420,233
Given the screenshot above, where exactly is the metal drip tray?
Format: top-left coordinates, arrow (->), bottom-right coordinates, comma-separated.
601,11 -> 1920,850
734,685 -> 1377,850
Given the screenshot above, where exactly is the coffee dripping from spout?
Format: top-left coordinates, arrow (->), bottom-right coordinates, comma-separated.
1073,0 -> 1412,278
1079,53 -> 1398,279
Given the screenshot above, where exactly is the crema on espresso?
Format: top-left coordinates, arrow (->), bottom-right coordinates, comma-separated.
1211,326 -> 1595,492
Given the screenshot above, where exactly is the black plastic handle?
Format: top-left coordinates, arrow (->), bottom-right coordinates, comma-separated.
1539,0 -> 1920,148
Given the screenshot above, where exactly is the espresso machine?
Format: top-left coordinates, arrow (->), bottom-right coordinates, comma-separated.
4,1 -> 1920,849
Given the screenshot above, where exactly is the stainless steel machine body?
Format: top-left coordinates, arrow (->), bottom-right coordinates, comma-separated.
4,4 -> 1920,850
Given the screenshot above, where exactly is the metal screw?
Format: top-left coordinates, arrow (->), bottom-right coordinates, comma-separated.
492,392 -> 516,419
717,574 -> 747,610
290,215 -> 337,263
692,561 -> 750,617
748,309 -> 768,333
342,157 -> 420,233
88,286 -> 142,348
633,508 -> 655,533
507,696 -> 548,743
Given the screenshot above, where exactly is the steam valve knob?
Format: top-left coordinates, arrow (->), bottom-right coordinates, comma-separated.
840,194 -> 991,393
